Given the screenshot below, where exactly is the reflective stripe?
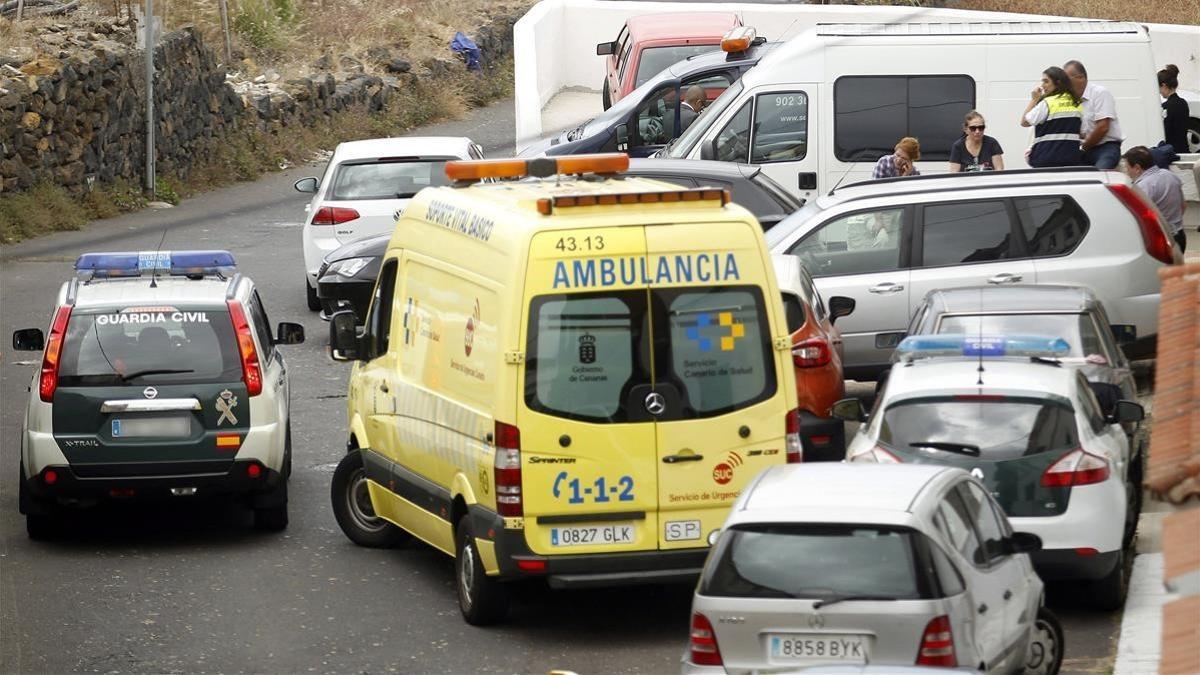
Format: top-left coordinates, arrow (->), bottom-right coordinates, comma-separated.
1046,111 -> 1082,121
1032,133 -> 1082,144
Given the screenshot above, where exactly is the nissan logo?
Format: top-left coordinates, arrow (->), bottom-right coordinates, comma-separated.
644,392 -> 666,416
143,387 -> 158,400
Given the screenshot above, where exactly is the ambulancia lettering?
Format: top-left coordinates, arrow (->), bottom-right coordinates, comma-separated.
551,253 -> 740,289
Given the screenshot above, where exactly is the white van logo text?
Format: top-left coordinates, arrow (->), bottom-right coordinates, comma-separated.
551,253 -> 740,289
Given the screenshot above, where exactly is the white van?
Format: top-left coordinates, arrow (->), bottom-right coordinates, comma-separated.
659,21 -> 1164,201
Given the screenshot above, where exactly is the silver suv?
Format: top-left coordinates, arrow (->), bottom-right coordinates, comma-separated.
764,168 -> 1180,380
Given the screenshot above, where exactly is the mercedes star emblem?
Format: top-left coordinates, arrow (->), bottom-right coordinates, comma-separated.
808,612 -> 825,629
143,387 -> 158,400
644,392 -> 666,415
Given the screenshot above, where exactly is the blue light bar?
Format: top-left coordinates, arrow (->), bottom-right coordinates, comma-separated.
75,250 -> 237,279
897,334 -> 1071,360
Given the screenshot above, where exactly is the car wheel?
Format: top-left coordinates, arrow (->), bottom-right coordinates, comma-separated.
305,278 -> 320,311
20,464 -> 58,540
253,493 -> 289,531
1123,451 -> 1144,549
455,515 -> 510,625
602,79 -> 612,110
1025,607 -> 1064,675
1089,548 -> 1129,611
330,450 -> 408,548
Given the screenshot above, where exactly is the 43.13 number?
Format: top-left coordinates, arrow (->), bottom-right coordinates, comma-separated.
555,235 -> 604,253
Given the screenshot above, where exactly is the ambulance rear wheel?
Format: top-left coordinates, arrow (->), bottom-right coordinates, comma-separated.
455,515 -> 509,625
331,450 -> 407,548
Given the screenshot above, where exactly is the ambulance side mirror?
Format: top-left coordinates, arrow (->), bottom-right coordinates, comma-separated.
329,311 -> 363,361
12,328 -> 44,351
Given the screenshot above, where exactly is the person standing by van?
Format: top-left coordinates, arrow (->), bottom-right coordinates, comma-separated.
1159,65 -> 1190,153
949,111 -> 1004,172
1021,67 -> 1084,168
871,137 -> 920,179
1064,60 -> 1123,169
1122,145 -> 1187,252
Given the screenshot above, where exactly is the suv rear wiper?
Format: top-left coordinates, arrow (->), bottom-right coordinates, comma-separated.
909,441 -> 981,457
812,594 -> 899,609
120,368 -> 195,381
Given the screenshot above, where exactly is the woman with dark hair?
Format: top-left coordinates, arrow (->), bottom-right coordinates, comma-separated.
1021,66 -> 1084,167
1159,65 -> 1190,153
949,110 -> 1004,172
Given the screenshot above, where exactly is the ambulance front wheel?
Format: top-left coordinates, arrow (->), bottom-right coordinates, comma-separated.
455,515 -> 510,625
331,450 -> 408,548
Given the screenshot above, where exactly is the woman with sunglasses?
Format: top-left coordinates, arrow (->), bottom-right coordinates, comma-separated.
949,111 -> 1004,172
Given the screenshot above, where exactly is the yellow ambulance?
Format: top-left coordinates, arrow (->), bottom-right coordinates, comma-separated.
327,154 -> 800,624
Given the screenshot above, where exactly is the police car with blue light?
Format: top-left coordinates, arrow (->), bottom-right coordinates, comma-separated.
832,335 -> 1144,610
12,251 -> 305,537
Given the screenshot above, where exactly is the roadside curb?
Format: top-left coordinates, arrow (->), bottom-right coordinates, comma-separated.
1113,553 -> 1177,674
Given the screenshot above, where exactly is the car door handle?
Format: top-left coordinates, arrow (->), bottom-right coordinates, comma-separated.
662,453 -> 704,464
868,282 -> 904,294
379,382 -> 389,393
1003,590 -> 1013,601
987,273 -> 1023,285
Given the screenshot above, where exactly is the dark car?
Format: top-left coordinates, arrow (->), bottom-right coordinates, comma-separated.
315,233 -> 387,320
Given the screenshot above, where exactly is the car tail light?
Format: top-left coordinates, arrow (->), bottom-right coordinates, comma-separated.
494,421 -> 523,517
1107,184 -> 1175,265
849,445 -> 902,464
226,300 -> 263,396
689,613 -> 723,667
792,338 -> 831,368
311,206 -> 360,226
785,408 -> 802,463
916,615 -> 956,667
1040,448 -> 1110,488
39,305 -> 73,402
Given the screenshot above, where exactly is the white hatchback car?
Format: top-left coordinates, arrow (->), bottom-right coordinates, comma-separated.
685,463 -> 1060,675
293,136 -> 483,310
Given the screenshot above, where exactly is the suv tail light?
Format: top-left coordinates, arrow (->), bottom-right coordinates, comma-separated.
792,338 -> 831,368
785,408 -> 802,463
226,300 -> 263,396
1107,184 -> 1175,265
849,445 -> 902,464
1040,448 -> 1110,488
311,206 -> 360,226
689,613 -> 723,666
916,615 -> 956,667
494,421 -> 522,517
39,305 -> 73,402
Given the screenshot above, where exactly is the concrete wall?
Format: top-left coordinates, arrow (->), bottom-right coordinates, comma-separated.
513,0 -> 1200,151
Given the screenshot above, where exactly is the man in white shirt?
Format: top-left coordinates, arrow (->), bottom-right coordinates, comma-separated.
1064,60 -> 1123,169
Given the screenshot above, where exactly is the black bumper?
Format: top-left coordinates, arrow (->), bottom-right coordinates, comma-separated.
470,507 -> 709,589
316,275 -> 373,320
22,459 -> 283,510
799,411 -> 845,462
1031,548 -> 1121,581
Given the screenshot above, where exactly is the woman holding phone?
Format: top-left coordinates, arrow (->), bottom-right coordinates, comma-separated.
1021,66 -> 1084,167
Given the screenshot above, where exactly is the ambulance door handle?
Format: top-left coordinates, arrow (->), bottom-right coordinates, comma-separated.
663,453 -> 703,464
379,382 -> 389,393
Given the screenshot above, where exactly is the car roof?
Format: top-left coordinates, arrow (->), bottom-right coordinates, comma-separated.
827,167 -> 1117,203
331,136 -> 475,162
886,358 -> 1077,400
626,12 -> 741,41
71,276 -> 236,308
922,285 -> 1097,315
625,158 -> 759,181
739,464 -> 955,516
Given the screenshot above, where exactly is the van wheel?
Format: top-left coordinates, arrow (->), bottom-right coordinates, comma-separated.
601,79 -> 611,110
455,515 -> 509,625
1025,608 -> 1064,675
330,450 -> 407,547
1089,549 -> 1128,611
305,279 -> 320,311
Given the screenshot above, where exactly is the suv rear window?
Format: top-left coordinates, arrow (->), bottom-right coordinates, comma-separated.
330,159 -> 452,200
701,524 -> 922,600
58,308 -> 242,386
879,397 -> 1079,461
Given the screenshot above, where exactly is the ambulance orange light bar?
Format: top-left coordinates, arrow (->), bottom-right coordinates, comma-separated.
445,154 -> 630,182
721,26 -> 757,53
538,188 -> 730,215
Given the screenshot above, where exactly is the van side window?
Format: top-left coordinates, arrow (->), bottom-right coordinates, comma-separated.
1014,196 -> 1090,258
788,207 -> 906,277
919,200 -> 1016,267
834,75 -> 975,162
715,101 -> 753,163
368,259 -> 398,357
750,92 -> 808,163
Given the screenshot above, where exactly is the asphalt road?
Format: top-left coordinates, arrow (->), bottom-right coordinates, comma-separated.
0,96 -> 1126,674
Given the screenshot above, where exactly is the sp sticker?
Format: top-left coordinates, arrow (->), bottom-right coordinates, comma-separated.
215,389 -> 239,426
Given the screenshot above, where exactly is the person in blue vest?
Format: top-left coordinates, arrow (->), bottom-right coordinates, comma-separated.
1020,66 -> 1084,168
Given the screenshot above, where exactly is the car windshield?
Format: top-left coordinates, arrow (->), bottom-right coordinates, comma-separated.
330,159 -> 452,200
879,396 -> 1079,461
702,524 -> 922,600
935,313 -> 1106,362
58,308 -> 242,386
635,45 -> 720,87
665,80 -> 743,158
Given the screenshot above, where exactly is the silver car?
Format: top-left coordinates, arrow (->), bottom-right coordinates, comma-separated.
683,464 -> 1062,675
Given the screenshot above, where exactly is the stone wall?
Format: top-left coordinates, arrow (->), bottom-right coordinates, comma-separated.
0,8 -> 522,195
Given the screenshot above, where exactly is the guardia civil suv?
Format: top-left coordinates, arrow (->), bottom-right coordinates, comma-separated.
13,251 -> 305,538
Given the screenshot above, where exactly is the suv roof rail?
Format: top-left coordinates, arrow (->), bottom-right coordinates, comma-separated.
225,273 -> 243,300
830,166 -> 1103,195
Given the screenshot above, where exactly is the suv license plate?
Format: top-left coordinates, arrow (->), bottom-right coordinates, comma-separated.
769,634 -> 867,663
112,417 -> 191,438
550,524 -> 634,547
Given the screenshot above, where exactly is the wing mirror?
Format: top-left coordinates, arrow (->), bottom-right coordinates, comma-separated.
1109,400 -> 1145,425
275,322 -> 306,345
12,328 -> 44,351
596,41 -> 617,56
329,310 -> 364,361
828,296 -> 856,325
294,177 -> 319,193
1004,531 -> 1043,555
615,123 -> 629,152
1109,324 -> 1136,345
700,138 -> 716,161
831,397 -> 867,423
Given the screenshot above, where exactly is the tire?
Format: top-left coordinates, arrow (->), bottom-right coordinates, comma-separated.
1123,451 -> 1144,549
1089,548 -> 1129,611
305,278 -> 321,311
330,450 -> 408,548
254,497 -> 289,531
601,79 -> 612,110
455,515 -> 510,625
20,464 -> 58,540
1025,607 -> 1064,675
